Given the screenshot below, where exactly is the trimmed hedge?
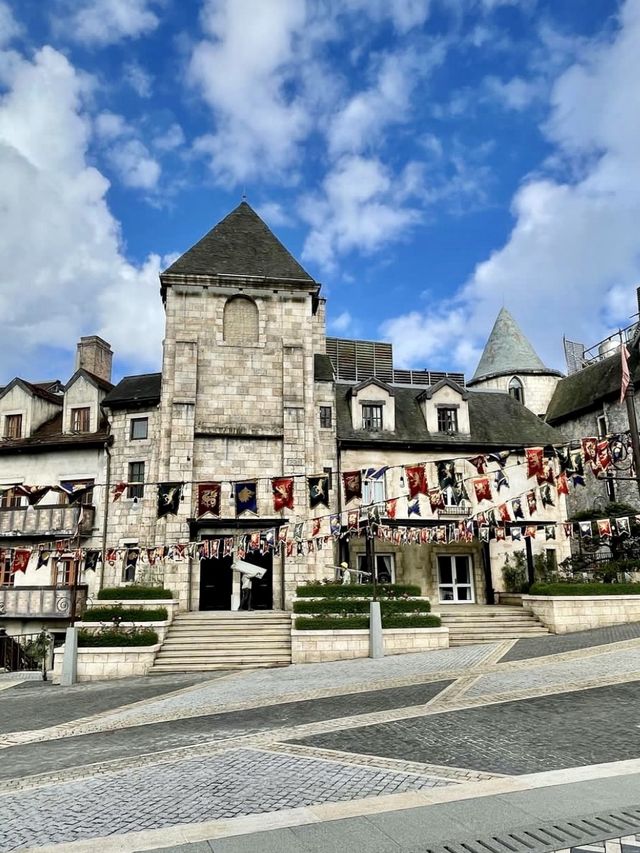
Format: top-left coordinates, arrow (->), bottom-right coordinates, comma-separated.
529,582 -> 640,597
97,587 -> 174,600
292,599 -> 430,615
83,606 -> 168,623
294,614 -> 441,631
296,583 -> 421,599
77,628 -> 159,646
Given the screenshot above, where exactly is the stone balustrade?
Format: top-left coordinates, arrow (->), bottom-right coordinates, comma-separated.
291,626 -> 449,663
523,594 -> 640,633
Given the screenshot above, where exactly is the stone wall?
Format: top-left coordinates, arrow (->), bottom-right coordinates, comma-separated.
523,593 -> 640,633
291,626 -> 449,663
554,402 -> 640,517
52,644 -> 160,682
471,374 -> 560,418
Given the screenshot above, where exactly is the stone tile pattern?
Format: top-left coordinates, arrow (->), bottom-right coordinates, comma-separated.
92,644 -> 498,730
501,623 -> 640,663
465,647 -> 640,698
0,748 -> 450,853
292,680 -> 640,775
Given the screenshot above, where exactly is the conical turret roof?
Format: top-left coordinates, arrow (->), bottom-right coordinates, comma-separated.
162,201 -> 315,283
469,307 -> 558,384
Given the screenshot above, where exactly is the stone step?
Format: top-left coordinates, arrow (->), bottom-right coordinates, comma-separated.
149,662 -> 290,672
436,608 -> 533,616
155,650 -> 290,660
168,627 -> 290,636
159,643 -> 291,653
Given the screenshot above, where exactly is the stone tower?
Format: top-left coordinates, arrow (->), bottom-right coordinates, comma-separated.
157,202 -> 337,611
467,307 -> 562,417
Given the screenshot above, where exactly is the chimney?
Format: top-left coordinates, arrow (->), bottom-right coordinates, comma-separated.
75,336 -> 113,384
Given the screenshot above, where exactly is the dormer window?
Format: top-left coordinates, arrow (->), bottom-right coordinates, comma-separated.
4,414 -> 22,439
71,407 -> 90,432
362,403 -> 383,431
508,376 -> 524,404
437,407 -> 458,434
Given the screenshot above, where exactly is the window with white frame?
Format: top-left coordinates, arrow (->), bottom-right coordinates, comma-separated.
596,414 -> 607,438
127,462 -> 145,499
362,475 -> 386,505
357,553 -> 395,584
0,551 -> 13,587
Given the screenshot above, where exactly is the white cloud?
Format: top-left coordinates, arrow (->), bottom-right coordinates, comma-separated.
382,0 -> 640,373
255,201 -> 294,228
108,138 -> 161,189
0,1 -> 21,47
94,110 -> 161,190
0,46 -> 163,380
300,155 -> 422,271
337,0 -> 431,33
328,49 -> 441,156
329,310 -> 353,333
190,0 -> 311,184
153,122 -> 185,152
59,0 -> 161,46
123,61 -> 153,97
484,74 -> 542,110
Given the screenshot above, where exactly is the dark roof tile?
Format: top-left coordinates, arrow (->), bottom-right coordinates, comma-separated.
314,354 -> 334,382
546,350 -> 635,424
162,202 -> 315,283
336,383 -> 564,448
102,373 -> 162,408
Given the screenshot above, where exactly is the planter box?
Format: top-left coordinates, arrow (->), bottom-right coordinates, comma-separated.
52,644 -> 160,683
86,599 -> 180,622
523,594 -> 640,634
291,626 -> 449,664
75,620 -> 169,643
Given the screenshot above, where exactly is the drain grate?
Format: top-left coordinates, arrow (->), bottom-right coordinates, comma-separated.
425,807 -> 640,853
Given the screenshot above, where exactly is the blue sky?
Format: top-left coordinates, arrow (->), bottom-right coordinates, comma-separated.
0,0 -> 638,384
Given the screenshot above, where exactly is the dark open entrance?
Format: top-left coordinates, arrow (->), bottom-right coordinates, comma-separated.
242,549 -> 273,610
199,555 -> 233,611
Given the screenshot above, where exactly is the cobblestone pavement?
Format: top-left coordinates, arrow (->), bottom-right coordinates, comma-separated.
1,631 -> 640,851
0,679 -> 452,781
466,645 -> 640,698
292,680 -> 640,775
501,623 -> 640,662
0,672 -> 220,735
0,747 -> 451,852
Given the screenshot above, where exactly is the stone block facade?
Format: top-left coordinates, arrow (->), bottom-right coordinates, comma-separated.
52,644 -> 160,682
291,627 -> 449,663
523,594 -> 640,633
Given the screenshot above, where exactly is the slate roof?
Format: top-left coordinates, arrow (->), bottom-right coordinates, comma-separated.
102,373 -> 162,408
314,354 -> 334,382
0,412 -> 111,454
469,307 -> 561,384
336,383 -> 564,448
546,349 -> 637,425
162,202 -> 315,284
0,378 -> 63,405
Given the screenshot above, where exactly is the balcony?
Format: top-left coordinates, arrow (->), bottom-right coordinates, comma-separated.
0,504 -> 95,539
0,585 -> 88,619
438,505 -> 472,518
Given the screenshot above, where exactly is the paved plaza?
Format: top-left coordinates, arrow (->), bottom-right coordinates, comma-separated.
0,624 -> 639,852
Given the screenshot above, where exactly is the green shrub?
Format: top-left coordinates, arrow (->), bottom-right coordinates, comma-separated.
83,606 -> 168,623
294,614 -> 441,630
296,583 -> 421,599
502,552 -> 528,593
77,628 -> 159,646
293,598 -> 430,615
529,582 -> 640,596
97,587 -> 173,600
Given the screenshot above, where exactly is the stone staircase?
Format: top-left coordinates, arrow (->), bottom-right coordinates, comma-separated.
437,604 -> 549,646
149,611 -> 292,673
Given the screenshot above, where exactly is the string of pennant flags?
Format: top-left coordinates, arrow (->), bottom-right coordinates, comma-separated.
1,432 -> 637,574
0,432 -> 630,519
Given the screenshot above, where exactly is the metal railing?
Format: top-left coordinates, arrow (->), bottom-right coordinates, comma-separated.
0,504 -> 95,538
0,630 -> 52,677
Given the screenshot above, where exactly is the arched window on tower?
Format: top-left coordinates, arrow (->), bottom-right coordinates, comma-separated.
508,376 -> 524,405
223,296 -> 258,344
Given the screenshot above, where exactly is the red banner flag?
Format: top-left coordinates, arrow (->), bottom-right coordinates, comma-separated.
197,482 -> 221,518
526,447 -> 544,479
620,343 -> 630,404
405,464 -> 428,497
271,477 -> 294,511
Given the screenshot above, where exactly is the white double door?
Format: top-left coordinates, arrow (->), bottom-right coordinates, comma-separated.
437,554 -> 475,603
